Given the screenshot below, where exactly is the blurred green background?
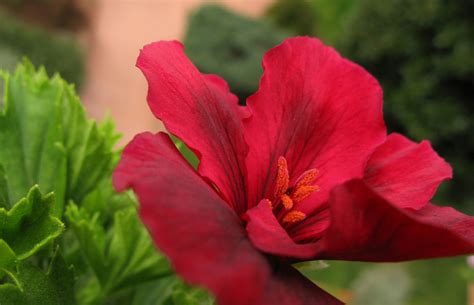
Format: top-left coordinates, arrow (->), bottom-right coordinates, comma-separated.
1,0 -> 473,304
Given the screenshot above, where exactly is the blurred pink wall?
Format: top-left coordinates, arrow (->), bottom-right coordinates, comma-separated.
81,0 -> 274,142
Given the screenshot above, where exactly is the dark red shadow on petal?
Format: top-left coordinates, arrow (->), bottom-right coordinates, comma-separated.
204,73 -> 251,119
137,41 -> 248,213
262,265 -> 344,305
113,132 -> 267,304
317,180 -> 474,262
113,132 -> 345,305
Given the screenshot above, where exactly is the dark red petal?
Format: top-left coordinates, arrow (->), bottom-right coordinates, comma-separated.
113,132 -> 192,192
246,200 -> 319,259
244,37 -> 386,213
113,132 -> 343,305
113,132 -> 268,305
261,266 -> 344,305
317,180 -> 474,262
364,133 -> 452,209
137,41 -> 248,213
204,74 -> 250,119
203,74 -> 239,107
287,208 -> 330,243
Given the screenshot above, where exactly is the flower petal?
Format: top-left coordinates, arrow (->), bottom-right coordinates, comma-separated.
318,180 -> 474,262
113,132 -> 267,305
244,37 -> 386,212
113,132 -> 343,305
113,132 -> 192,192
137,41 -> 248,213
204,73 -> 251,119
260,266 -> 344,305
203,74 -> 238,106
364,133 -> 452,209
246,200 -> 319,259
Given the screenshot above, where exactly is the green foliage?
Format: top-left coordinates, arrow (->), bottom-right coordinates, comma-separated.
184,4 -> 289,101
0,62 -> 192,304
0,249 -> 75,305
0,240 -> 16,273
168,282 -> 214,305
66,203 -> 170,302
312,0 -> 356,43
304,258 -> 470,305
0,10 -> 85,87
171,136 -> 199,169
266,0 -> 356,44
0,48 -> 19,73
0,165 -> 10,207
338,0 -> 474,211
408,258 -> 467,305
0,186 -> 63,265
0,60 -> 120,216
352,265 -> 412,305
266,0 -> 317,36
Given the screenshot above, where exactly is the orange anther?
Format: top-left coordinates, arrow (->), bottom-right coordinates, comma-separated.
295,169 -> 319,189
292,185 -> 320,203
274,157 -> 289,198
282,211 -> 306,223
281,194 -> 294,210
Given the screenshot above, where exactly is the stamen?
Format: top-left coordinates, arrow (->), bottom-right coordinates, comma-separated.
268,157 -> 321,227
295,169 -> 319,189
281,194 -> 294,210
274,157 -> 289,198
292,185 -> 320,203
282,211 -> 306,223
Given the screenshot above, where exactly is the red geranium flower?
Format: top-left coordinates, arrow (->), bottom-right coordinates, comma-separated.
113,37 -> 474,305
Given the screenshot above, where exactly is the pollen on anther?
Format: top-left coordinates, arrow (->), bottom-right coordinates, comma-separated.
282,211 -> 306,223
274,157 -> 289,198
295,169 -> 319,189
281,194 -> 294,210
292,185 -> 320,203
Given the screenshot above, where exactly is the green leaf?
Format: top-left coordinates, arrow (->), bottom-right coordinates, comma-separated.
61,104 -> 121,206
0,164 -> 9,208
65,203 -> 106,280
0,248 -> 76,305
129,277 -> 214,305
169,282 -> 214,305
0,63 -> 65,212
0,61 -> 120,216
0,185 -> 64,262
0,240 -> 16,273
171,136 -> 199,169
294,260 -> 330,272
130,277 -> 177,305
79,177 -> 137,224
107,208 -> 171,290
66,203 -> 171,298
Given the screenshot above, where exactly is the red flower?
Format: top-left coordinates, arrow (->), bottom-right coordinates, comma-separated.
113,37 -> 474,305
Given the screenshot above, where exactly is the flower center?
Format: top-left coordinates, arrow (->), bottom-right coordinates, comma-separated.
267,156 -> 320,225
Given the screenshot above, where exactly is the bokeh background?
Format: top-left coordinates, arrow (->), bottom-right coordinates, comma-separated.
1,0 -> 473,304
